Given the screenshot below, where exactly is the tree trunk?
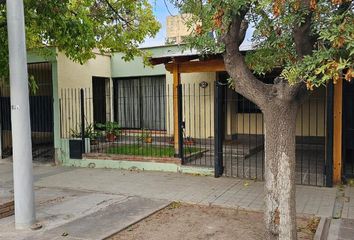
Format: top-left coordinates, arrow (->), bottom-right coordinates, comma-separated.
263,101 -> 299,240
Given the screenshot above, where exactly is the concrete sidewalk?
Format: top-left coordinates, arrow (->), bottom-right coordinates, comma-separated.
0,161 -> 348,239
36,166 -> 338,216
0,162 -> 338,216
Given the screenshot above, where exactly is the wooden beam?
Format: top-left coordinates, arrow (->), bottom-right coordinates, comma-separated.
173,64 -> 180,155
149,55 -> 199,66
166,59 -> 225,73
333,78 -> 343,184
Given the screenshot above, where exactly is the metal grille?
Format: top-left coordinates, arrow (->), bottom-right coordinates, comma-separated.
0,62 -> 54,162
343,80 -> 354,178
58,77 -> 328,186
60,82 -> 177,159
182,81 -> 327,186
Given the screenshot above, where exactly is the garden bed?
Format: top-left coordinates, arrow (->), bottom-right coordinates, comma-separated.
105,144 -> 200,157
83,144 -> 206,165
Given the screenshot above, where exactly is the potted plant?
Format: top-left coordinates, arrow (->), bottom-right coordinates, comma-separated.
70,123 -> 101,145
96,122 -> 121,142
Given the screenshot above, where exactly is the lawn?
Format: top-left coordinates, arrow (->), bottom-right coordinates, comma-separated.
106,144 -> 200,157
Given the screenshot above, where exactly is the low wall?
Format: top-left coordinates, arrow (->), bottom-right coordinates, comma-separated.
59,139 -> 214,176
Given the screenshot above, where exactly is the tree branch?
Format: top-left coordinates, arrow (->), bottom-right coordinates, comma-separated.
222,8 -> 272,110
101,0 -> 134,28
293,0 -> 315,58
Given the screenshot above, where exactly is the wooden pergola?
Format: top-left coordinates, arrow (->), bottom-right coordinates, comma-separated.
150,54 -> 225,157
149,53 -> 343,185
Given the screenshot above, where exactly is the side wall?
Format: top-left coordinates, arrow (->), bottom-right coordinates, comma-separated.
57,51 -> 112,138
57,51 -> 111,89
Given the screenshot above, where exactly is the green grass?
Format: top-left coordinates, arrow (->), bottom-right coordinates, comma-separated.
106,144 -> 200,157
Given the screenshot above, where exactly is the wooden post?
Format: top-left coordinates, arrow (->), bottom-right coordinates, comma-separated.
333,78 -> 343,184
173,64 -> 180,155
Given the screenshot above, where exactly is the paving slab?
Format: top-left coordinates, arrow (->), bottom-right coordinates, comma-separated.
343,186 -> 354,219
328,218 -> 354,240
22,164 -> 337,217
28,197 -> 169,240
0,189 -> 129,240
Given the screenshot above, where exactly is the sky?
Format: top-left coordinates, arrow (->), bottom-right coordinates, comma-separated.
140,0 -> 179,47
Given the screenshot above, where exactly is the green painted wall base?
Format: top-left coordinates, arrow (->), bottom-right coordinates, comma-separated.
179,166 -> 214,176
60,138 -> 215,176
63,158 -> 180,172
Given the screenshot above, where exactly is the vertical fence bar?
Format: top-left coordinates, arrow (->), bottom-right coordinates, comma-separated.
214,82 -> 224,177
80,88 -> 85,153
177,84 -> 184,161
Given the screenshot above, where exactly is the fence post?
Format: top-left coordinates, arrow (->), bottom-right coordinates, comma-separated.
214,82 -> 224,177
177,84 -> 184,161
172,64 -> 181,156
326,82 -> 334,187
80,89 -> 85,153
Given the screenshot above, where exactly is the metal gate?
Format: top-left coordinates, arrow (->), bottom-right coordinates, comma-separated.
0,62 -> 54,163
343,79 -> 354,178
181,79 -> 328,186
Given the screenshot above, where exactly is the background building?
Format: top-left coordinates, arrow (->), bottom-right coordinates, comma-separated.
166,14 -> 193,44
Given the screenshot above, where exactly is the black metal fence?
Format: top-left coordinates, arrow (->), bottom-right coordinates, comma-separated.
60,82 -> 180,159
59,78 -> 328,186
343,79 -> 354,179
0,62 -> 54,162
181,81 -> 327,186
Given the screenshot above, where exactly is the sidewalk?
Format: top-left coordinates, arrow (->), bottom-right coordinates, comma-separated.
37,166 -> 338,216
0,161 -> 347,239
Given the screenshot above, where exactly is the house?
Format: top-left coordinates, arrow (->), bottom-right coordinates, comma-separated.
0,44 -> 352,188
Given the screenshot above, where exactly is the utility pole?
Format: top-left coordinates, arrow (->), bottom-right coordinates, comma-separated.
6,0 -> 36,229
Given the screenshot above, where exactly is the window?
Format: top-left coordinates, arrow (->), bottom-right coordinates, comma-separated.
113,76 -> 166,130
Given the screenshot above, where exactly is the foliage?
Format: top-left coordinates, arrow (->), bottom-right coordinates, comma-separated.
173,0 -> 354,88
96,121 -> 121,136
70,123 -> 102,139
0,0 -> 160,77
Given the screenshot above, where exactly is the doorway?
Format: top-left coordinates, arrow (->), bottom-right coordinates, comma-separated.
92,77 -> 109,124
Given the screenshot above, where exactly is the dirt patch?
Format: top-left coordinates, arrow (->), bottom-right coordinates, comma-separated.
107,203 -> 318,240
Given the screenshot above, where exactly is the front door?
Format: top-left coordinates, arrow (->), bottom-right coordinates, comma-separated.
343,80 -> 354,177
92,77 -> 107,124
